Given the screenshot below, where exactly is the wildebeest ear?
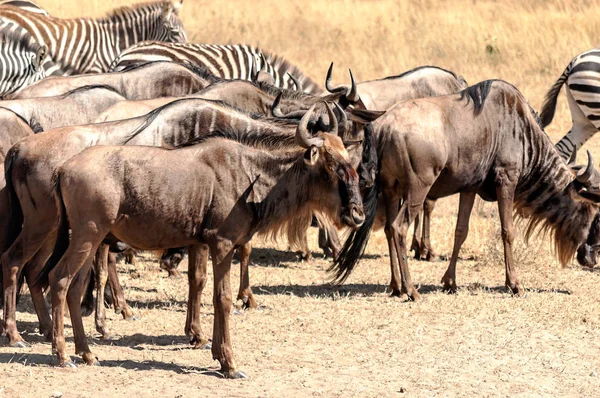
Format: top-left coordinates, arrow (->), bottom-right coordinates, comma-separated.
574,188 -> 600,204
304,146 -> 320,166
33,45 -> 47,71
347,108 -> 386,123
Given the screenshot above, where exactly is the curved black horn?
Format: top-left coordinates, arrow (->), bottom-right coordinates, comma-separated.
272,92 -> 310,119
296,105 -> 323,148
324,102 -> 338,135
568,147 -> 577,165
346,69 -> 359,102
333,102 -> 348,139
326,62 -> 347,93
288,73 -> 303,92
577,150 -> 595,185
272,93 -> 284,117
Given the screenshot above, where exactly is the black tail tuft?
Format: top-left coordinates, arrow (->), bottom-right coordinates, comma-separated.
540,67 -> 570,128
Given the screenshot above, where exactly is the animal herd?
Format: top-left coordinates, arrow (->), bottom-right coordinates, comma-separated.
0,0 -> 599,380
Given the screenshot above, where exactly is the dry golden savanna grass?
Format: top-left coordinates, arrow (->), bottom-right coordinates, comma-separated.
2,0 -> 600,397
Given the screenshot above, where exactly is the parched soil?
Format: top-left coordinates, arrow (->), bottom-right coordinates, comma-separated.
2,197 -> 600,397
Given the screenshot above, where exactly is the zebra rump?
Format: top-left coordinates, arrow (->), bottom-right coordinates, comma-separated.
110,41 -> 323,94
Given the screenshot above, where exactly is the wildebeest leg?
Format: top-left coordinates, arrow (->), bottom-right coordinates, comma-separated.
160,248 -> 184,278
185,244 -> 209,349
382,188 -> 402,296
2,226 -> 55,347
123,248 -> 136,266
80,266 -> 94,317
384,187 -> 424,301
297,229 -> 312,261
410,211 -> 423,259
94,243 -> 111,339
210,242 -> 246,379
66,258 -> 97,366
495,170 -> 523,296
420,198 -> 437,261
22,238 -> 58,341
50,230 -> 107,367
318,224 -> 341,259
237,243 -> 256,309
441,192 -> 476,293
106,252 -> 133,320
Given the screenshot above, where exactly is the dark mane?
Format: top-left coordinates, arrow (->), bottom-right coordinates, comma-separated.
61,84 -> 123,98
258,46 -> 323,94
382,65 -> 459,81
123,97 -> 290,145
118,60 -> 221,83
458,79 -> 495,116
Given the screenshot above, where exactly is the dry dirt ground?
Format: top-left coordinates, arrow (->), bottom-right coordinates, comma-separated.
1,203 -> 600,397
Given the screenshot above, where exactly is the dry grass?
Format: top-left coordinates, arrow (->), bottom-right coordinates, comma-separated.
2,0 -> 600,396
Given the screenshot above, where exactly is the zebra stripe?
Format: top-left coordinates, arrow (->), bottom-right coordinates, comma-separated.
110,41 -> 323,94
0,0 -> 187,75
540,48 -> 600,159
0,24 -> 46,97
0,0 -> 48,15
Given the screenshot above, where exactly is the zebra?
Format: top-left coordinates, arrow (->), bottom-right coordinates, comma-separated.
540,48 -> 600,159
109,41 -> 322,94
0,0 -> 187,76
0,0 -> 48,15
0,24 -> 47,98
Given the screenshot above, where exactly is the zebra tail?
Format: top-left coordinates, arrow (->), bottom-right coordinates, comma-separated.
540,66 -> 571,128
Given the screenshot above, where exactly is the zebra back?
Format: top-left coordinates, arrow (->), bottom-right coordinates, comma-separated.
0,0 -> 48,15
0,1 -> 187,75
0,24 -> 46,98
110,41 -> 323,94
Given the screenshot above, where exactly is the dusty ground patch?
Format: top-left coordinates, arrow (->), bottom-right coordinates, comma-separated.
2,203 -> 600,397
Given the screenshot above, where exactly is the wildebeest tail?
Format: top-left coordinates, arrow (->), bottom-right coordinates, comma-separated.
540,64 -> 571,128
3,147 -> 27,302
32,171 -> 70,288
328,122 -> 380,284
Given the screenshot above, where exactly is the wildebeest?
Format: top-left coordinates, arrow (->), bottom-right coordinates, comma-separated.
0,107 -> 40,337
331,79 -> 600,300
0,85 -> 125,130
10,61 -> 216,100
43,106 -> 365,379
1,97 -> 381,345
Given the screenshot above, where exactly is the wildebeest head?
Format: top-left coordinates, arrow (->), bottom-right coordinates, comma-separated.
296,104 -> 365,229
160,0 -> 187,43
571,151 -> 600,267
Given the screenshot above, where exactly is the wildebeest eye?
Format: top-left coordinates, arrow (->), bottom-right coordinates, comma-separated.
336,165 -> 347,180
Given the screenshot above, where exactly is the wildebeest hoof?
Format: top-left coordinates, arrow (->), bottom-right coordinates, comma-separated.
128,315 -> 140,321
425,251 -> 437,262
232,309 -> 243,316
9,340 -> 30,348
200,342 -> 212,350
400,291 -> 421,302
61,361 -> 78,368
226,369 -> 248,379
